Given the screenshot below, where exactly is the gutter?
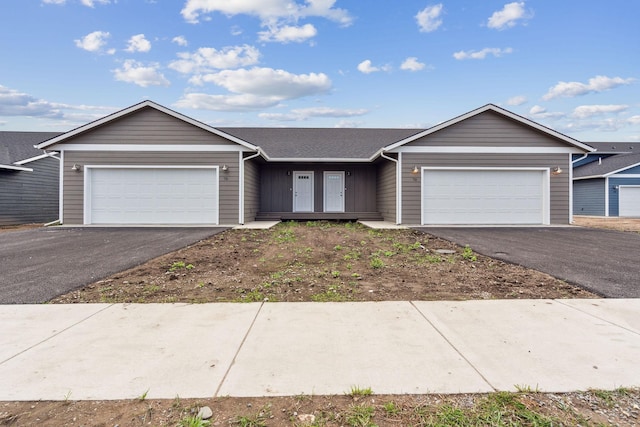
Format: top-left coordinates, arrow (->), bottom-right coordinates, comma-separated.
239,148 -> 264,225
379,151 -> 401,225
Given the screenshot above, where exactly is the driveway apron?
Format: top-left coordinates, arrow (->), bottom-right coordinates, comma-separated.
0,227 -> 226,304
415,227 -> 640,298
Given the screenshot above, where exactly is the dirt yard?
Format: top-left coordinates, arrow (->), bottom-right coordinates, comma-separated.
4,219 -> 638,426
51,221 -> 595,304
573,215 -> 640,232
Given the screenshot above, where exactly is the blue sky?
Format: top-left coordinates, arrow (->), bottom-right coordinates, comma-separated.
0,0 -> 638,142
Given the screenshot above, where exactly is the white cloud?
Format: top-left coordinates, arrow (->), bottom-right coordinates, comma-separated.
357,59 -> 391,74
74,30 -> 113,53
42,0 -> 66,4
487,2 -> 532,30
169,45 -> 260,74
0,85 -> 116,124
192,67 -> 331,98
453,47 -> 513,60
506,95 -> 527,106
175,67 -> 332,112
400,57 -> 426,71
258,23 -> 317,43
125,34 -> 151,52
416,4 -> 443,32
181,0 -> 353,26
572,104 -> 628,119
172,36 -> 188,46
112,60 -> 170,87
543,75 -> 635,100
528,105 -> 564,119
629,115 -> 640,125
259,107 -> 367,122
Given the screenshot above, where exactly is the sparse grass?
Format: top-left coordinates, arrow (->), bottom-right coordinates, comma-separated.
515,383 -> 541,393
345,404 -> 377,427
348,386 -> 373,397
178,415 -> 211,427
138,389 -> 149,401
230,404 -> 271,427
369,257 -> 384,269
311,285 -> 349,302
382,401 -> 400,416
462,245 -> 477,262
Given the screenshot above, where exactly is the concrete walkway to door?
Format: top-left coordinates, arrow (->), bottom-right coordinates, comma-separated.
415,227 -> 640,298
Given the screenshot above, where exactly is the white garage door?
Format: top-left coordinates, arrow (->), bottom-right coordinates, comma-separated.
88,168 -> 218,224
422,169 -> 547,225
619,186 -> 640,217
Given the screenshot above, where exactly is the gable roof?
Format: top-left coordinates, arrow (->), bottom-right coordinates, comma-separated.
0,131 -> 62,171
383,104 -> 595,152
582,141 -> 640,154
574,152 -> 640,179
36,100 -> 258,151
219,127 -> 422,161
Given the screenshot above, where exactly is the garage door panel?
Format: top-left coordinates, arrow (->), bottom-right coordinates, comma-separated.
619,187 -> 640,217
89,168 -> 218,224
422,170 -> 545,225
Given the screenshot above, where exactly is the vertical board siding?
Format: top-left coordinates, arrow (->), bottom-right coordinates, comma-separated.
244,159 -> 260,223
0,157 -> 59,225
573,179 -> 606,216
62,108 -> 237,145
63,151 -> 239,224
401,153 -> 571,224
259,163 -> 377,213
409,111 -> 572,148
376,159 -> 396,222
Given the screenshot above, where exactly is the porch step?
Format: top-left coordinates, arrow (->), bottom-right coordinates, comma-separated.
255,212 -> 384,221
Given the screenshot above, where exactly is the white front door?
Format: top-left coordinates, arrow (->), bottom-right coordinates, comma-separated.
324,171 -> 345,212
293,171 -> 314,212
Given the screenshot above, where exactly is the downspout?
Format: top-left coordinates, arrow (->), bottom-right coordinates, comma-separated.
42,149 -> 63,226
380,151 -> 401,225
239,148 -> 263,225
572,153 -> 589,165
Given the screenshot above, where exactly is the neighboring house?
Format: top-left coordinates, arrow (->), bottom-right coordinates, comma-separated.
0,131 -> 61,226
36,101 -> 592,226
573,144 -> 640,217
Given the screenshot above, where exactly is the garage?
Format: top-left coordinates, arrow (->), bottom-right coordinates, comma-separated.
86,167 -> 218,224
619,186 -> 640,217
422,169 -> 548,225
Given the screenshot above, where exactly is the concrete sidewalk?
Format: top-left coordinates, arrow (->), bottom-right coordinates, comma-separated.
1,300 -> 639,401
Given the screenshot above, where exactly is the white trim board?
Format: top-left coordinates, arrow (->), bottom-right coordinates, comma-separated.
389,146 -> 584,154
53,144 -> 252,152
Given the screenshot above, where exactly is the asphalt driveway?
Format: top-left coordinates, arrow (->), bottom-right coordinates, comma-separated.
0,227 -> 226,304
415,227 -> 640,298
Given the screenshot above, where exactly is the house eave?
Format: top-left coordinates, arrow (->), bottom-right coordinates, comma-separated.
0,164 -> 33,171
36,100 -> 259,152
383,104 -> 595,152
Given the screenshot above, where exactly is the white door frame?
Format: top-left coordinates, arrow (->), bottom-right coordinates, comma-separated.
323,171 -> 345,212
293,171 -> 314,212
420,166 -> 550,225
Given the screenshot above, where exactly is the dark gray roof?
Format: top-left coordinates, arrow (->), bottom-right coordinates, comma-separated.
0,131 -> 61,166
574,152 -> 640,178
583,141 -> 640,153
218,127 -> 423,160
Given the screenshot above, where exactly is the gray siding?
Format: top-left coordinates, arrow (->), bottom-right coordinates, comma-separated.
63,151 -> 239,225
401,153 -> 571,224
259,163 -> 377,213
408,111 -> 571,148
60,107 -> 237,146
573,179 -> 606,216
244,158 -> 260,223
0,156 -> 59,225
376,159 -> 396,222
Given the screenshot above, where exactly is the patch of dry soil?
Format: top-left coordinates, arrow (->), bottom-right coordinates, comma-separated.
51,221 -> 595,304
573,215 -> 640,232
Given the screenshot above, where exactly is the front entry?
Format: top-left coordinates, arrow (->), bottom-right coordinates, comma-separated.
324,171 -> 345,212
293,171 -> 314,212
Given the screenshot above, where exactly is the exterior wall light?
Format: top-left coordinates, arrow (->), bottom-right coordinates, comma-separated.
71,164 -> 81,172
411,166 -> 420,175
222,164 -> 229,172
551,166 -> 562,175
